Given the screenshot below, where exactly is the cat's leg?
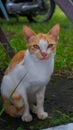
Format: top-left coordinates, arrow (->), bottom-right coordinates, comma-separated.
36,86 -> 48,120
28,94 -> 37,114
1,76 -> 24,117
20,90 -> 33,122
21,95 -> 33,122
30,104 -> 37,114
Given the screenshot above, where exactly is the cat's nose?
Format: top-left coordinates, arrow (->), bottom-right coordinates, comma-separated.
41,52 -> 47,57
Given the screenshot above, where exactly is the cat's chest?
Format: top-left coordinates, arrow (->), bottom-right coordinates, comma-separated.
25,58 -> 54,85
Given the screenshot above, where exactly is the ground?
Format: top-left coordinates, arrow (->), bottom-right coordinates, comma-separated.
0,71 -> 73,130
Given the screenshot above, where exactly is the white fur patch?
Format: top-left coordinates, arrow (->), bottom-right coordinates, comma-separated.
39,39 -> 48,52
39,39 -> 52,54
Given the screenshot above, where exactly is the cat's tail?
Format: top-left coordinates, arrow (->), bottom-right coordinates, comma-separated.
3,94 -> 24,117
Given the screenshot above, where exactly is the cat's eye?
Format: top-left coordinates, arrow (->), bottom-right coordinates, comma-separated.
33,45 -> 40,49
47,44 -> 53,48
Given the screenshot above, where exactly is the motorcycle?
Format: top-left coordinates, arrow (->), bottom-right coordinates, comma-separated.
1,0 -> 55,22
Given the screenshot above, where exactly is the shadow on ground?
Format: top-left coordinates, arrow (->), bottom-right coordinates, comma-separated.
0,71 -> 73,130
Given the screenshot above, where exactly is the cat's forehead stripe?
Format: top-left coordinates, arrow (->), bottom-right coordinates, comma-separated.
39,39 -> 48,46
38,39 -> 48,52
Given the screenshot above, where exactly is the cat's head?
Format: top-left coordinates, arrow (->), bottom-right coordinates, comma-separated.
23,24 -> 60,60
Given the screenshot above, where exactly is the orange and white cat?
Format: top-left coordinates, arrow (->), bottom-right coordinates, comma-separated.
1,24 -> 60,122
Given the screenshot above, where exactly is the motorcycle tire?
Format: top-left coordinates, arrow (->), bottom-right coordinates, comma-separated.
27,0 -> 55,23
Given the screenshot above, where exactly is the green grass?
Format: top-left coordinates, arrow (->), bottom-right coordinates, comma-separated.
0,7 -> 73,72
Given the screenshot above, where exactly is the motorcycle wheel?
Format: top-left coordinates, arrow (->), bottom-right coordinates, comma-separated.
27,0 -> 55,23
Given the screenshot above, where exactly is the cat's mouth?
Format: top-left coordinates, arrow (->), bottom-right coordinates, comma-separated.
40,52 -> 48,60
35,52 -> 51,61
40,56 -> 48,60
40,53 -> 51,60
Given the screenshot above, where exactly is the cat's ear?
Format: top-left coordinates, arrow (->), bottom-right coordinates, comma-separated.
23,26 -> 36,43
48,24 -> 60,41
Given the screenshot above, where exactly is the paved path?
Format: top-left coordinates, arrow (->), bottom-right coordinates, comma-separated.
43,123 -> 73,130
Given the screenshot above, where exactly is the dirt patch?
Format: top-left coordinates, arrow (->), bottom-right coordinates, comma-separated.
45,76 -> 73,115
0,72 -> 73,130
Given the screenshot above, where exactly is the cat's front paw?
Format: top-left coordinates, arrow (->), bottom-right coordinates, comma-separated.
21,114 -> 33,122
37,112 -> 48,120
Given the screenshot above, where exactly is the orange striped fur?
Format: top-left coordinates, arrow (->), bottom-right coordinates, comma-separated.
4,50 -> 26,75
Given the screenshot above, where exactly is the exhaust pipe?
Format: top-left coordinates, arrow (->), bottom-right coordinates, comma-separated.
6,1 -> 39,14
